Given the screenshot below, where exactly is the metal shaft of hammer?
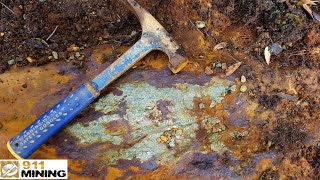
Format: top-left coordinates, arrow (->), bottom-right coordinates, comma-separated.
7,0 -> 187,159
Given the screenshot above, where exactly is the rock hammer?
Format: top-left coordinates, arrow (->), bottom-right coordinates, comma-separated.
8,0 -> 188,159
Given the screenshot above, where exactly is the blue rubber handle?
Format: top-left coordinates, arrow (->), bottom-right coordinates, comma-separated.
7,83 -> 99,159
8,34 -> 160,159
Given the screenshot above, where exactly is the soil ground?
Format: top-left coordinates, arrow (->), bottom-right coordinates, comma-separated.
0,0 -> 319,179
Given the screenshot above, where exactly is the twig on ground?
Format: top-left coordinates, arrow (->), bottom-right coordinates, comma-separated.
46,26 -> 59,41
0,2 -> 16,15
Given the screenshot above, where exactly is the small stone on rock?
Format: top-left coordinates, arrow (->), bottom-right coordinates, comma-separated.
199,103 -> 205,109
240,85 -> 248,92
221,63 -> 227,70
75,52 -> 81,58
52,51 -> 59,60
205,66 -> 214,75
215,62 -> 222,68
195,21 -> 206,29
241,75 -> 247,83
0,32 -> 4,37
209,101 -> 216,108
269,43 -> 283,55
8,59 -> 15,65
26,57 -> 34,63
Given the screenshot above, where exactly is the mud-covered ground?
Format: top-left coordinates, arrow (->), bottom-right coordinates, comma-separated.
0,0 -> 319,179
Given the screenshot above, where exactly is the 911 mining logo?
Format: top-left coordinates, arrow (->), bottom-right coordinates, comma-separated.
0,161 -> 19,179
0,160 -> 67,179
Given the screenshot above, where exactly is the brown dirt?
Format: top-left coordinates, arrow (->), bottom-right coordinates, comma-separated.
1,0 -> 320,179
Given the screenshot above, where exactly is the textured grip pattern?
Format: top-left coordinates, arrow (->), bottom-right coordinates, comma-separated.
8,84 -> 98,159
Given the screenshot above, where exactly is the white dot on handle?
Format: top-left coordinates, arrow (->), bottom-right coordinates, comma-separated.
63,113 -> 67,116
36,135 -> 41,138
23,146 -> 28,149
57,104 -> 60,108
56,119 -> 61,122
43,129 -> 47,132
30,140 -> 35,143
70,94 -> 74,98
49,124 -> 54,127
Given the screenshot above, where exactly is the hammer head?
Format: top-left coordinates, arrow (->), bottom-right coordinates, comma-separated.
120,0 -> 188,73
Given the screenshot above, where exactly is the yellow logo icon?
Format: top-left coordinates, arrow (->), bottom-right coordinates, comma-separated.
0,161 -> 19,179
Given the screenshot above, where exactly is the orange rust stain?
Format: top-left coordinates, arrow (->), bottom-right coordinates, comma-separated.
246,157 -> 273,180
205,51 -> 237,65
129,166 -> 185,180
129,166 -> 140,173
278,158 -> 313,180
68,173 -> 96,180
104,120 -> 129,135
137,52 -> 169,70
90,44 -> 116,64
223,24 -> 257,48
105,167 -> 124,180
0,64 -> 72,159
31,146 -> 58,159
68,159 -> 87,173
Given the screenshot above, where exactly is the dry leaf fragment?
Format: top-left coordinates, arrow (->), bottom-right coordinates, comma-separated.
226,62 -> 242,76
213,42 -> 228,50
302,3 -> 320,22
264,46 -> 271,65
312,11 -> 320,21
301,0 -> 317,5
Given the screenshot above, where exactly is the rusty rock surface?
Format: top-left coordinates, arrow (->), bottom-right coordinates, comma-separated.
0,44 -> 278,180
0,38 -> 317,179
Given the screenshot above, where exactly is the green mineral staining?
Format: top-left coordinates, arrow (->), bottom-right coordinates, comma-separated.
67,114 -> 123,145
66,77 -> 234,164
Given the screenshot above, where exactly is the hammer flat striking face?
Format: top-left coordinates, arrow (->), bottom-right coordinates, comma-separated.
8,0 -> 188,159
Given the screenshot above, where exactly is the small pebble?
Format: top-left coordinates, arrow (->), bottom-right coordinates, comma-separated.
26,57 -> 34,63
8,59 -> 15,65
199,103 -> 205,109
241,75 -> 247,83
230,85 -> 237,92
0,32 -> 4,37
215,62 -> 222,68
240,85 -> 248,92
156,137 -> 162,143
75,52 -> 81,58
195,21 -> 206,29
67,44 -> 80,52
160,135 -> 168,142
69,54 -> 75,60
52,51 -> 59,60
175,129 -> 183,136
168,139 -> 175,148
270,43 -> 283,55
209,101 -> 216,108
221,63 -> 227,70
78,55 -> 85,61
205,66 -> 214,75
